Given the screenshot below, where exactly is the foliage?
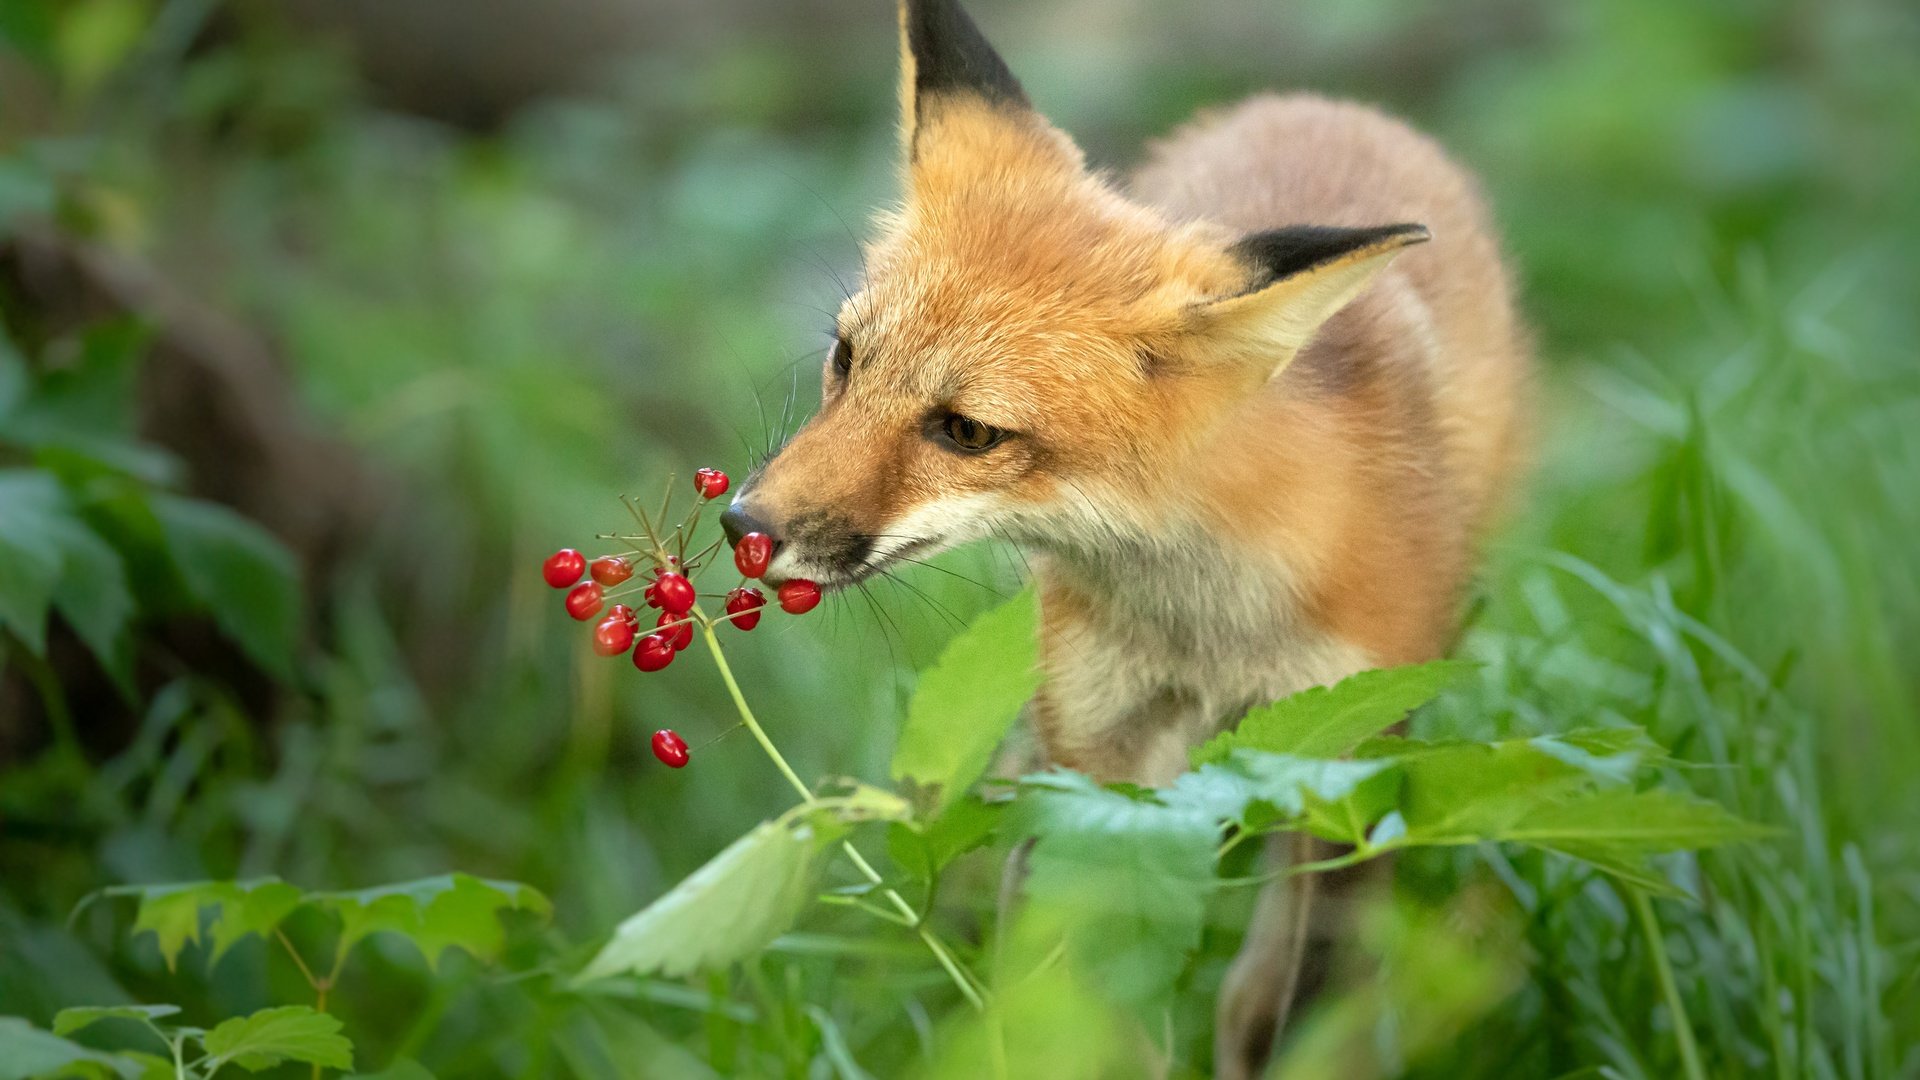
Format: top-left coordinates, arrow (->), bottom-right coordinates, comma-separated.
2,0 -> 1917,1076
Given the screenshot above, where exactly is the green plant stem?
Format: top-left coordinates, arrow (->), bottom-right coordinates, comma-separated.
699,620 -> 989,1011
1631,887 -> 1706,1080
701,619 -> 812,801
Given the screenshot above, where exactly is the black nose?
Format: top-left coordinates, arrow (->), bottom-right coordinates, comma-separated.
720,503 -> 777,550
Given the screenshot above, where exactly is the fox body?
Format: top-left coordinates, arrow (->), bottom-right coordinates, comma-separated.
723,0 -> 1528,1070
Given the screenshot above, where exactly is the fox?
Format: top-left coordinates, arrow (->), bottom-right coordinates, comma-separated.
720,0 -> 1530,1073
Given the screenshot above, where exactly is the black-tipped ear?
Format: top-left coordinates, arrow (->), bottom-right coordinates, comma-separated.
899,0 -> 1029,143
1197,222 -> 1430,382
1229,223 -> 1431,291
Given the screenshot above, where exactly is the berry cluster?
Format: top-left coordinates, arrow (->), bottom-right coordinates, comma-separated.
541,468 -> 821,768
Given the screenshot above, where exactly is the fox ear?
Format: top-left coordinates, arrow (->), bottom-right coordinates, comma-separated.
1196,223 -> 1431,380
897,0 -> 1031,152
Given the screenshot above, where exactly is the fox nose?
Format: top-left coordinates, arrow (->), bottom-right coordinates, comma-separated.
720,502 -> 778,551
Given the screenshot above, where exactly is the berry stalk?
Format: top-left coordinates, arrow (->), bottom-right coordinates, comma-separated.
696,618 -> 989,1011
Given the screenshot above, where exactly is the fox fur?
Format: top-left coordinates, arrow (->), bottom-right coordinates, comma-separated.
723,1 -> 1530,1073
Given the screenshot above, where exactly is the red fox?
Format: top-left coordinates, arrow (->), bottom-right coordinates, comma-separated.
722,1 -> 1530,1072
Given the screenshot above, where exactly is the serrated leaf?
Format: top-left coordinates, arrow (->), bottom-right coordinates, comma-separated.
1191,660 -> 1474,767
1344,728 -> 1679,850
311,874 -> 552,971
890,589 -> 1041,811
123,878 -> 301,970
1164,751 -> 1393,833
149,494 -> 302,679
49,520 -> 136,688
1373,737 -> 1607,842
923,794 -> 1002,869
203,1006 -> 353,1073
1017,770 -> 1218,1006
887,795 -> 1003,884
1536,843 -> 1691,899
3,318 -> 154,471
0,468 -> 136,675
576,812 -> 847,983
52,1004 -> 180,1037
1500,788 -> 1776,852
1526,727 -> 1662,784
0,470 -> 71,654
0,1017 -> 138,1080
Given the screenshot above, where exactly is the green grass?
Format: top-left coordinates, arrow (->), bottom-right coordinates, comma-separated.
3,0 -> 1918,1076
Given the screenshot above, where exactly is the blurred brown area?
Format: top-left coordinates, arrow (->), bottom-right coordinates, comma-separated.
273,0 -> 1550,129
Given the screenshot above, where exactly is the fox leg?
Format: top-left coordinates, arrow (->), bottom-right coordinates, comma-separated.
1214,833 -> 1318,1080
1217,835 -> 1394,1078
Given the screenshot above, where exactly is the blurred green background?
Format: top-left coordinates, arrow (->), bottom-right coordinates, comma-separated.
2,0 -> 1917,1076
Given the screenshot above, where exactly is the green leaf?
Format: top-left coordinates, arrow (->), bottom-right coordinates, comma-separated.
922,962 -> 1125,1080
0,1016 -> 141,1079
1164,751 -> 1394,836
1017,771 -> 1218,1006
1271,900 -> 1522,1080
1191,660 -> 1474,767
122,878 -> 302,970
1373,737 -> 1610,842
51,1004 -> 180,1038
202,1006 -> 353,1074
0,470 -> 71,654
890,588 -> 1041,811
310,874 -> 552,971
149,494 -> 302,679
54,0 -> 149,96
118,1052 -> 178,1080
0,468 -> 136,675
345,1060 -> 437,1080
575,811 -> 847,982
886,795 -> 1003,884
1500,788 -> 1776,853
1365,729 -> 1668,846
3,318 -> 163,478
49,520 -> 136,688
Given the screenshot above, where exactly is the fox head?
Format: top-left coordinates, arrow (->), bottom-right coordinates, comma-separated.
723,0 -> 1427,586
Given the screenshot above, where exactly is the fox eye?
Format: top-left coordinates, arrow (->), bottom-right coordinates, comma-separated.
941,414 -> 1005,452
830,338 -> 853,378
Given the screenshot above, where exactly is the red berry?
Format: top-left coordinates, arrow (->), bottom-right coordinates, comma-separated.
642,580 -> 662,609
591,556 -> 634,586
656,611 -> 693,651
633,633 -> 675,672
651,729 -> 690,768
653,572 -> 696,614
543,549 -> 586,589
693,468 -> 730,500
777,579 -> 821,615
592,615 -> 635,656
734,532 -> 773,578
724,586 -> 764,630
607,603 -> 636,626
565,581 -> 605,621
